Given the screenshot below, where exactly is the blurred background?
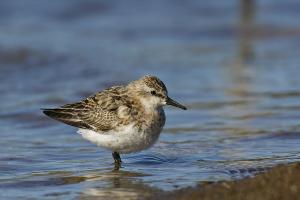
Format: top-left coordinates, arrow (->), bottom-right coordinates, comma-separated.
1,0 -> 300,199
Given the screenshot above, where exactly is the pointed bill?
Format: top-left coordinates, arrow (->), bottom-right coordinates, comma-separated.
166,97 -> 187,110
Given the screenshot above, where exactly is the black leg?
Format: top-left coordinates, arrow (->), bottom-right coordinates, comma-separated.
112,151 -> 122,170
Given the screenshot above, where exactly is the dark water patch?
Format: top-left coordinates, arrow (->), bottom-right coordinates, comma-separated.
188,100 -> 251,110
31,170 -> 73,177
3,111 -> 41,123
199,155 -> 300,166
0,47 -> 69,69
229,112 -> 275,120
39,98 -> 69,108
165,126 -> 269,136
126,153 -> 178,165
0,111 -> 52,129
57,1 -> 109,21
0,176 -> 87,189
226,90 -> 300,99
0,156 -> 41,163
226,167 -> 268,179
0,47 -> 41,66
268,91 -> 300,99
244,25 -> 300,39
44,191 -> 71,197
0,164 -> 19,173
259,131 -> 300,140
266,105 -> 300,111
196,159 -> 271,180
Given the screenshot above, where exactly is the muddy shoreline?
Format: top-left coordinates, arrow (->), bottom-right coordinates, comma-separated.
153,162 -> 300,200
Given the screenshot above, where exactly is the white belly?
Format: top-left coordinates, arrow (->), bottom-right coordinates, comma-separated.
77,123 -> 162,153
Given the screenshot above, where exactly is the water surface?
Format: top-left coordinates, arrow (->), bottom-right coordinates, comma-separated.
1,0 -> 300,199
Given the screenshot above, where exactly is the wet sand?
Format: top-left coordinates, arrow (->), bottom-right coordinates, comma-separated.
160,162 -> 300,200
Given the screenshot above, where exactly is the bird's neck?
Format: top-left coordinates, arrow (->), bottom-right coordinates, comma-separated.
139,97 -> 161,115
129,96 -> 165,130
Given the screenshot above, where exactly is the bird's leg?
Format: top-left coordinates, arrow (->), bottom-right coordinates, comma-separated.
112,151 -> 122,163
112,151 -> 122,170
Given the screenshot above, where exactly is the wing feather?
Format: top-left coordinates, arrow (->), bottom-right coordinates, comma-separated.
43,86 -> 131,131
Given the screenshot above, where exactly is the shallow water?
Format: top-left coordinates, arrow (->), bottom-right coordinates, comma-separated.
1,0 -> 300,199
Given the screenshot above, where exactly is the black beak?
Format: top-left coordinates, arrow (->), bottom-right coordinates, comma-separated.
166,97 -> 187,110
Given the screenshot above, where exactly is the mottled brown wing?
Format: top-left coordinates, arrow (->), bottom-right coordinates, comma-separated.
43,86 -> 131,131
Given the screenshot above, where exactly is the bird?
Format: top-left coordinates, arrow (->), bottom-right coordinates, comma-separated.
42,75 -> 187,168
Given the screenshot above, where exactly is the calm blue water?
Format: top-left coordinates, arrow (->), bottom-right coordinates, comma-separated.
1,0 -> 300,199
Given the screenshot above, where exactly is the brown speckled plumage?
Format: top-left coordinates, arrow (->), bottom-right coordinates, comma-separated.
43,75 -> 175,132
43,75 -> 186,164
142,75 -> 168,95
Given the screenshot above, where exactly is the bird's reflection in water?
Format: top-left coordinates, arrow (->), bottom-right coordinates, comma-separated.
60,169 -> 160,200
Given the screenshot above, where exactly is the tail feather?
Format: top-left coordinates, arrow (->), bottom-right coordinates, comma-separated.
43,108 -> 75,118
42,108 -> 92,129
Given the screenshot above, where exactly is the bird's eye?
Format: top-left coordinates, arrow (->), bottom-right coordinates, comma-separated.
151,91 -> 157,95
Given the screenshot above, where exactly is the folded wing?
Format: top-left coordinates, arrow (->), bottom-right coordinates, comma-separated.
43,86 -> 130,132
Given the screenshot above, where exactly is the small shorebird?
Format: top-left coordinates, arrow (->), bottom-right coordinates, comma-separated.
43,75 -> 186,168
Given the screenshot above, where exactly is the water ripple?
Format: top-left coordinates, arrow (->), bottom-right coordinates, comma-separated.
126,153 -> 179,165
1,0 -> 300,198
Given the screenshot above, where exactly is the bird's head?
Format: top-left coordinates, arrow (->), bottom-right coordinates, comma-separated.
128,75 -> 187,110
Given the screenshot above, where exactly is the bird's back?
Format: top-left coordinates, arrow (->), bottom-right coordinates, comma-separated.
43,86 -> 134,132
43,85 -> 166,133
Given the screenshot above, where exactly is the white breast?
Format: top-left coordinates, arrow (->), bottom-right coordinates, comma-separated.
78,122 -> 163,153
